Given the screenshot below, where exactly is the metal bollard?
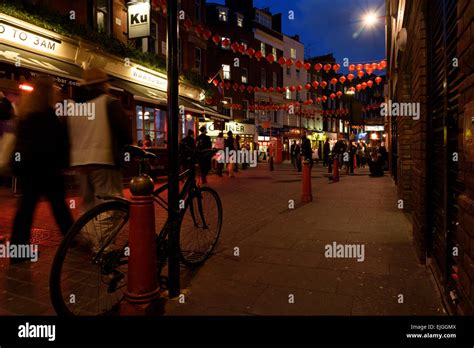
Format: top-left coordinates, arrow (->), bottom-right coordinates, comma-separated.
120,174 -> 165,315
301,160 -> 313,203
333,158 -> 339,182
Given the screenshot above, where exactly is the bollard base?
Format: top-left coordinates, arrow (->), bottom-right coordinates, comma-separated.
120,288 -> 166,316
301,193 -> 313,203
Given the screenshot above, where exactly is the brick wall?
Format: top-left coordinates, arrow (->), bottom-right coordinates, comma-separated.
455,0 -> 474,315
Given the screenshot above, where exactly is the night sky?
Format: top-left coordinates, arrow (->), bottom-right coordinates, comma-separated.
212,0 -> 386,72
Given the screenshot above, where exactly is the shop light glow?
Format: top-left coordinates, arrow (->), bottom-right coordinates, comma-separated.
19,84 -> 34,92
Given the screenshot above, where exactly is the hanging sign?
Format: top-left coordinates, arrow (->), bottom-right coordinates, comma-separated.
128,2 -> 151,39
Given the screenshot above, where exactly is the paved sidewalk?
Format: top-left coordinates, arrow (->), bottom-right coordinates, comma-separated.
0,163 -> 445,315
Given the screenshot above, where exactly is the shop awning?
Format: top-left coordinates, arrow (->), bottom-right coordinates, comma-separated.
0,43 -> 82,81
112,78 -> 230,120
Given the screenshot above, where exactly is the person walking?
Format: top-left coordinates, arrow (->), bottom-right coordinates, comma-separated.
179,129 -> 196,171
290,140 -> 296,168
196,125 -> 212,184
234,134 -> 241,172
323,138 -> 330,168
301,131 -> 313,169
10,76 -> 74,263
214,132 -> 225,177
68,68 -> 132,213
224,130 -> 235,177
294,141 -> 301,172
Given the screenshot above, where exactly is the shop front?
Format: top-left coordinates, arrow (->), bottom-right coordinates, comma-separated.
202,121 -> 256,150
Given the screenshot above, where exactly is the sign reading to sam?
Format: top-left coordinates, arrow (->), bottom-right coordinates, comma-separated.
127,2 -> 150,39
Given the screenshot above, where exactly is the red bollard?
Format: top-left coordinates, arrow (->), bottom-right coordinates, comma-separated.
333,158 -> 339,182
301,160 -> 313,203
120,174 -> 165,315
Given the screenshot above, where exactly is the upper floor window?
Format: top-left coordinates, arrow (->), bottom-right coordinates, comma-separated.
236,14 -> 244,27
286,88 -> 291,100
255,11 -> 272,28
218,7 -> 228,22
272,47 -> 277,61
242,68 -> 248,84
290,48 -> 297,59
273,72 -> 277,88
261,68 -> 266,87
195,0 -> 201,21
260,42 -> 266,56
96,0 -> 110,34
222,64 -> 231,80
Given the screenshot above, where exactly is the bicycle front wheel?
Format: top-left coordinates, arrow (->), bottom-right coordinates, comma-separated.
50,200 -> 130,316
179,186 -> 223,266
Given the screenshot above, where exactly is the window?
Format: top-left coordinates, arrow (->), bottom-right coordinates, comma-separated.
218,7 -> 228,22
222,37 -> 230,50
272,47 -> 277,61
307,92 -> 311,100
223,97 -> 232,117
286,88 -> 291,100
286,67 -> 291,75
261,68 -> 266,87
241,68 -> 248,83
195,0 -> 201,21
136,105 -> 167,148
236,14 -> 244,27
296,91 -> 300,101
195,47 -> 202,73
307,73 -> 311,83
222,64 -> 231,80
255,11 -> 272,28
149,21 -> 158,54
296,69 -> 300,78
273,72 -> 277,89
243,100 -> 249,119
273,111 -> 277,123
96,0 -> 110,34
290,48 -> 296,59
260,42 -> 266,56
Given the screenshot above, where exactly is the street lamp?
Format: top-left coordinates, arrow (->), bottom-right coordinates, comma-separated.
363,12 -> 379,27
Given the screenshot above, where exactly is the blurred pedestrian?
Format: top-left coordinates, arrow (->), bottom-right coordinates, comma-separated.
196,125 -> 212,184
234,134 -> 241,172
323,138 -> 330,167
179,129 -> 195,171
68,68 -> 132,213
10,76 -> 74,263
214,132 -> 225,177
301,131 -> 313,168
225,131 -> 235,177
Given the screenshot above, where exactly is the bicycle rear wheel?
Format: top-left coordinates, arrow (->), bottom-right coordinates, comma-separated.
50,200 -> 130,316
179,186 -> 222,266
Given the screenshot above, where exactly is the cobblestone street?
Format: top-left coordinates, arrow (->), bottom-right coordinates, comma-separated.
0,163 -> 445,315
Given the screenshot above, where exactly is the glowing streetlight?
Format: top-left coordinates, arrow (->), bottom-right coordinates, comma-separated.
363,12 -> 378,27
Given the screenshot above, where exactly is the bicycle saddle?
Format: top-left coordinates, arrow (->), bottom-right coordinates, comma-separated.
124,145 -> 158,160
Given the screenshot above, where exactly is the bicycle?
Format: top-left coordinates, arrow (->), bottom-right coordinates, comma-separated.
49,145 -> 223,316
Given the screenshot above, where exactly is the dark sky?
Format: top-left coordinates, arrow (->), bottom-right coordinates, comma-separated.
212,0 -> 386,71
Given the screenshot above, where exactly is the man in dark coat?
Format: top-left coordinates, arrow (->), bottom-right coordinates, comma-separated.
196,126 -> 212,183
301,132 -> 313,168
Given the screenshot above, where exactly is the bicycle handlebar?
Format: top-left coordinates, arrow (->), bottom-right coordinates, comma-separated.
124,145 -> 158,160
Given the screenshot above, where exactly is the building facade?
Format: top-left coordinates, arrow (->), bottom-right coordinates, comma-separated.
386,0 -> 474,314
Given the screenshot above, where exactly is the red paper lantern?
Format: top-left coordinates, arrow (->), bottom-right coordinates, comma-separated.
245,48 -> 254,57
247,86 -> 253,93
254,86 -> 260,92
304,62 -> 312,71
266,54 -> 275,64
356,64 -> 363,71
233,83 -> 239,91
375,76 -> 383,85
314,63 -> 323,72
380,60 -> 387,69
296,85 -> 302,91
277,87 -> 282,93
348,64 -> 355,71
212,34 -> 221,45
222,38 -> 230,48
356,84 -> 362,91
367,80 -> 374,88
316,97 -> 322,103
361,82 -> 367,89
268,87 -> 274,93
307,99 -> 313,104
330,93 -> 336,100
347,73 -> 355,82
320,81 -> 327,88
323,63 -> 332,72
363,63 -> 370,71
238,44 -> 246,54
212,79 -> 219,87
336,91 -> 343,98
240,84 -> 246,92
339,76 -> 346,84
225,82 -> 231,90
183,19 -> 193,30
202,29 -> 212,40
312,81 -> 319,89
330,78 -> 338,85
231,42 -> 240,53
322,95 -> 328,102
289,86 -> 296,92
194,25 -> 204,36
305,83 -> 312,90
333,63 -> 341,72
255,51 -> 263,61
348,86 -> 355,93
366,68 -> 373,75
371,63 -> 377,71
278,57 -> 287,66
262,87 -> 267,92
357,70 -> 365,78
295,60 -> 304,69
286,58 -> 294,67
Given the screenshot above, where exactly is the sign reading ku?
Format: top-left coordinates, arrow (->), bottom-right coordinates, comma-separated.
128,2 -> 150,39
